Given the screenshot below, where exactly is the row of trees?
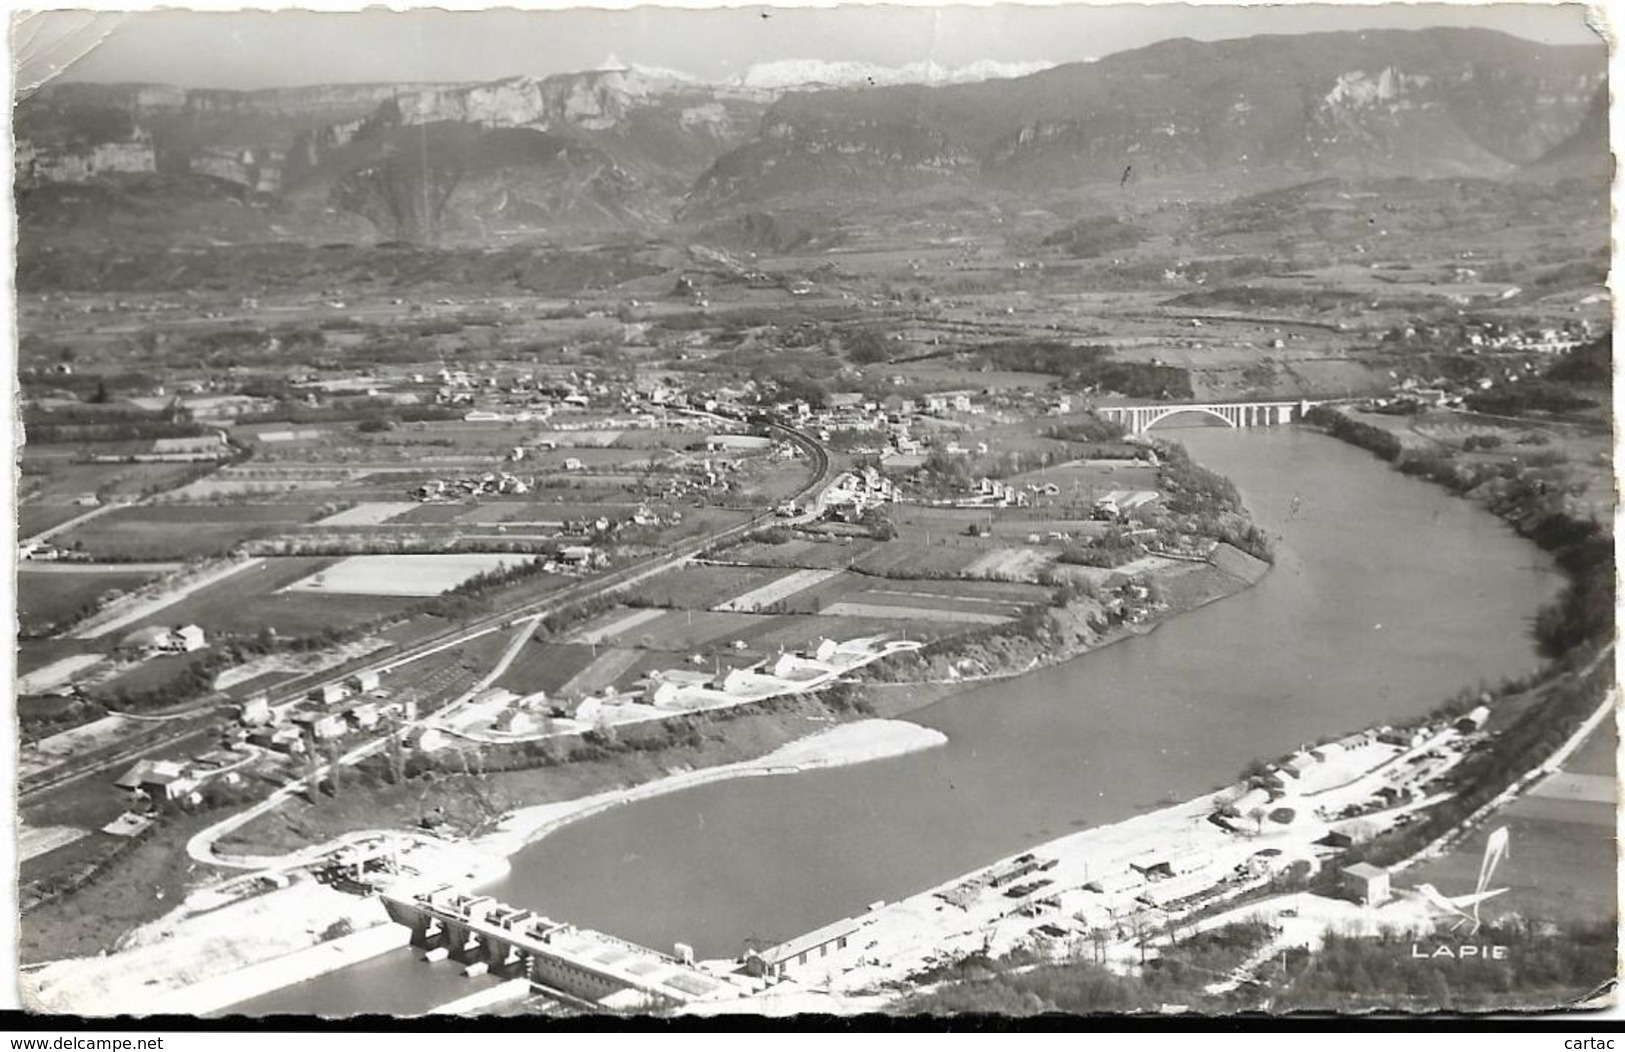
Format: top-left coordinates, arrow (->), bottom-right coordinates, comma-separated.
1305,406 -> 1612,659
1272,920 -> 1615,1011
966,340 -> 1195,400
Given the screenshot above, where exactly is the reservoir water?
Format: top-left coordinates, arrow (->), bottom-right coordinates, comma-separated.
234,426 -> 1563,1015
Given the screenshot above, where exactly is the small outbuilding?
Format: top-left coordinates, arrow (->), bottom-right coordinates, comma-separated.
348,670 -> 382,694
1340,861 -> 1392,906
174,624 -> 207,652
1454,705 -> 1492,734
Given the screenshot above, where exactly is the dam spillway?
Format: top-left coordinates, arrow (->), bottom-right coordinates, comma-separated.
380,884 -> 754,1012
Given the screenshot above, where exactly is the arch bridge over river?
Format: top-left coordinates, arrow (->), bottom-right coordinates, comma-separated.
1097,398 -> 1336,434
229,427 -> 1564,1014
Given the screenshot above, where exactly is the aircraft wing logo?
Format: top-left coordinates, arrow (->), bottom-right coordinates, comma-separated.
1409,827 -> 1510,935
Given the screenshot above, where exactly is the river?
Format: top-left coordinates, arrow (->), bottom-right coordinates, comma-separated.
232,426 -> 1563,1015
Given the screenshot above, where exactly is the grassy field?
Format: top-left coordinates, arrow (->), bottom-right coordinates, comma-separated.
632,565 -> 789,609
608,428 -> 708,449
17,639 -> 107,677
18,568 -> 163,635
54,504 -> 322,560
281,553 -> 542,597
88,652 -> 208,699
312,502 -> 420,526
493,639 -> 600,697
850,541 -> 980,577
389,502 -> 471,524
113,557 -> 417,638
18,455 -> 204,504
450,501 -> 639,525
712,568 -> 839,612
1404,720 -> 1616,926
723,537 -> 876,570
18,504 -> 95,538
621,610 -> 773,651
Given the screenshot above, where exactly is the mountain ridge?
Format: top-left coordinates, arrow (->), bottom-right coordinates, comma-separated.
15,26 -> 1607,243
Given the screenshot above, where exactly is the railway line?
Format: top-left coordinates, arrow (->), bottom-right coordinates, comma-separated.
20,417 -> 835,805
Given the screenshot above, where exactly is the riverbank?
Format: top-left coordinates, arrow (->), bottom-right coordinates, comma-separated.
476,719 -> 948,857
22,878 -> 401,1016
215,692 -> 880,860
863,543 -> 1270,718
21,719 -> 946,1017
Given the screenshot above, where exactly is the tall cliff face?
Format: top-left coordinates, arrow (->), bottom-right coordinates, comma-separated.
320,118 -> 669,242
16,69 -> 773,242
370,70 -> 773,197
687,27 -> 1606,213
16,27 -> 1607,244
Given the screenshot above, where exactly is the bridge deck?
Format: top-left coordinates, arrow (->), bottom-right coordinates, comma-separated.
383,886 -> 746,1006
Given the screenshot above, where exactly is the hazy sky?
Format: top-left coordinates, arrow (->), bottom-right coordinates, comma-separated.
14,3 -> 1604,92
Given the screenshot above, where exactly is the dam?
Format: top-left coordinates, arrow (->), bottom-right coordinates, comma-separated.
380,884 -> 756,1012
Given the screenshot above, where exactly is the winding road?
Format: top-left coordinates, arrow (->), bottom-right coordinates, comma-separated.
22,416 -> 836,807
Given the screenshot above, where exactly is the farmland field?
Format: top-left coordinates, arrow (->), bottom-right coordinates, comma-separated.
540,428 -> 623,447
818,601 -> 1010,625
167,477 -> 346,500
389,503 -> 471,524
1404,720 -> 1617,925
723,538 -> 876,570
962,547 -> 1056,581
54,504 -> 321,559
18,504 -> 95,538
732,612 -> 965,648
713,568 -> 839,612
452,501 -> 639,525
569,607 -> 667,646
1005,458 -> 1161,495
532,447 -> 677,469
17,639 -> 105,677
842,581 -> 1042,612
87,652 -> 208,701
17,654 -> 105,695
630,565 -> 788,609
596,609 -> 764,651
607,429 -> 707,449
18,567 -> 164,635
282,553 -> 542,597
114,557 -> 418,638
98,504 -> 324,524
493,640 -> 600,697
17,456 -> 203,504
850,542 -> 982,578
558,647 -> 646,698
581,604 -> 763,653
313,502 -> 420,526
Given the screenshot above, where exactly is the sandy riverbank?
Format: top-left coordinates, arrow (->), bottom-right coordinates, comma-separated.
475,718 -> 948,857
21,719 -> 945,1017
21,880 -> 399,1016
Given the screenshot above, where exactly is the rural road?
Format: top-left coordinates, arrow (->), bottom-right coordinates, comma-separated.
23,416 -> 835,807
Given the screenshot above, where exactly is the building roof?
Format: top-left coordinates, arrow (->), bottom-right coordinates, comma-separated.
1341,862 -> 1389,881
759,917 -> 865,966
649,669 -> 713,687
117,626 -> 172,650
114,760 -> 158,790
